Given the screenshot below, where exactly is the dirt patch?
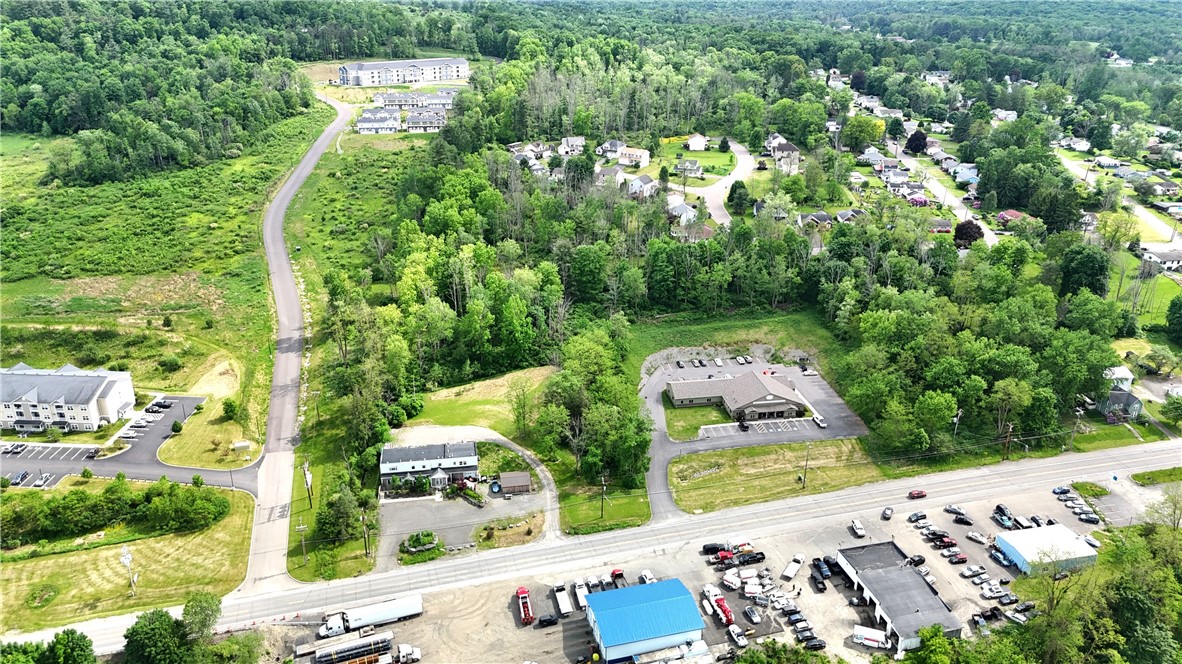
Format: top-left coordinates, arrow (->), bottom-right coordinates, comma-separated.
433,366 -> 555,401
476,512 -> 544,550
341,132 -> 432,152
189,359 -> 241,399
58,272 -> 225,314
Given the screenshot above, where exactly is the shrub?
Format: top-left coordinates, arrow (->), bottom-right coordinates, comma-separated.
81,467 -> 94,479
171,420 -> 183,433
162,315 -> 173,328
222,399 -> 239,421
45,428 -> 62,442
158,355 -> 183,372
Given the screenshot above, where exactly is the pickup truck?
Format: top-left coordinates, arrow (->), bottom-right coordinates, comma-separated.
610,569 -> 628,589
736,552 -> 766,566
781,553 -> 805,580
708,550 -> 734,565
811,557 -> 831,579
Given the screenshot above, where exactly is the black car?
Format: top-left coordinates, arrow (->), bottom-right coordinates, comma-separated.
1046,518 -> 1059,526
785,611 -> 807,624
908,554 -> 926,566
1014,601 -> 1036,613
812,557 -> 831,578
823,555 -> 840,571
1030,516 -> 1044,527
925,529 -> 950,540
737,552 -> 766,566
701,543 -> 725,555
810,570 -> 827,592
738,421 -> 750,432
803,639 -> 827,651
538,614 -> 559,627
145,406 -> 162,414
795,630 -> 817,642
676,360 -> 685,369
998,593 -> 1019,606
1079,514 -> 1101,524
881,506 -> 894,520
85,447 -> 99,459
907,511 -> 927,523
155,401 -> 174,409
954,515 -> 974,526
995,504 -> 1013,519
982,607 -> 1003,621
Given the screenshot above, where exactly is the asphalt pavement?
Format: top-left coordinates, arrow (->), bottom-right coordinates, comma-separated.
665,138 -> 756,226
21,437 -> 1177,655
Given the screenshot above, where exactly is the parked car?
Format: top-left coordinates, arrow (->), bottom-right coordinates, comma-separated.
966,531 -> 988,545
119,432 -> 137,439
1030,515 -> 1044,527
803,639 -> 827,651
954,515 -> 974,526
812,558 -> 831,578
972,574 -> 993,586
0,444 -> 13,454
145,406 -> 162,413
908,555 -> 926,566
794,630 -> 817,643
913,519 -> 931,529
940,547 -> 962,558
85,447 -> 99,459
793,621 -> 813,633
701,543 -> 725,555
156,400 -> 174,409
998,593 -> 1019,606
1065,500 -> 1085,509
944,504 -> 966,516
1084,536 -> 1101,549
11,470 -> 30,486
784,611 -> 807,624
981,586 -> 1005,599
738,421 -> 750,432
1057,494 -> 1078,502
737,552 -> 766,566
743,355 -> 753,364
727,624 -> 748,648
907,511 -> 927,523
851,519 -> 866,538
810,570 -> 827,591
639,570 -> 656,585
743,606 -> 761,624
990,550 -> 1014,567
925,530 -> 950,541
11,443 -> 27,454
801,369 -> 819,376
538,614 -> 560,627
949,554 -> 969,565
881,506 -> 894,520
1079,514 -> 1101,524
1052,486 -> 1070,495
908,490 -> 927,499
848,596 -> 868,607
1015,601 -> 1036,613
934,538 -> 958,549
676,360 -> 685,369
736,356 -> 746,365
993,513 -> 1015,529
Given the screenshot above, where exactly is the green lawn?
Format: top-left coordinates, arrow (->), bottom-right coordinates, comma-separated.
409,367 -> 555,439
1072,481 -> 1110,497
668,439 -> 880,513
1132,467 -> 1182,485
0,478 -> 252,632
156,399 -> 259,469
1109,251 -> 1182,326
634,137 -> 737,180
0,421 -> 123,446
1072,418 -> 1166,452
1142,400 -> 1180,436
663,395 -> 731,441
625,310 -> 845,382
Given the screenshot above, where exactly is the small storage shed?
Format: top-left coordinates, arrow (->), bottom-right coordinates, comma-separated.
498,471 -> 532,495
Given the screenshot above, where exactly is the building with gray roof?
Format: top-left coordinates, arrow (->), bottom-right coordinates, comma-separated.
836,541 -> 962,653
338,58 -> 469,86
665,371 -> 805,420
379,441 -> 479,490
1,363 -> 135,432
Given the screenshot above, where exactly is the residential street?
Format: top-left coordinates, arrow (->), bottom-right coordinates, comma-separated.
668,138 -> 756,226
1055,151 -> 1182,248
888,139 -> 999,247
17,438 -> 1178,655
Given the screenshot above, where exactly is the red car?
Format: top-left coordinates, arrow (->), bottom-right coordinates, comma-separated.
908,490 -> 927,499
935,537 -> 958,549
949,554 -> 969,564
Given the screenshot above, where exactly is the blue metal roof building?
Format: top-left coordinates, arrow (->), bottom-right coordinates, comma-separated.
585,579 -> 704,663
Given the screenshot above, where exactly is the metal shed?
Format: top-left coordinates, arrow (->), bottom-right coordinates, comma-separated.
498,471 -> 532,495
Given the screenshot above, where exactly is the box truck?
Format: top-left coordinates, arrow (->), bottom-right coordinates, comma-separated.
852,625 -> 893,650
552,583 -> 574,617
318,595 -> 424,638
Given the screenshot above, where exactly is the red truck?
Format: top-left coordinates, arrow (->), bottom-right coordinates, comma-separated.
611,569 -> 628,589
714,596 -> 734,625
517,587 -> 535,625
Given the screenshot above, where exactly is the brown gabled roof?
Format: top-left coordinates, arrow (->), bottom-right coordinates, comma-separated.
666,371 -> 802,411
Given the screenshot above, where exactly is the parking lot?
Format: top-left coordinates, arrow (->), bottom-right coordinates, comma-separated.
0,395 -> 205,489
701,417 -> 820,437
349,482 -> 1108,663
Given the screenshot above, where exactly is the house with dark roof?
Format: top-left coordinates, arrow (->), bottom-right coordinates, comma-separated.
628,174 -> 659,198
665,371 -> 806,420
798,211 -> 833,227
1,364 -> 135,432
836,209 -> 867,224
406,111 -> 447,133
379,441 -> 479,490
1143,249 -> 1182,272
355,108 -> 402,134
596,140 -> 627,159
1099,386 -> 1142,421
929,217 -> 953,233
675,159 -> 703,178
771,141 -> 800,174
595,166 -> 626,189
338,58 -> 469,86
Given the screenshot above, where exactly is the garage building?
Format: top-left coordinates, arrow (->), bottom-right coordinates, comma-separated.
994,523 -> 1098,574
497,471 -> 532,495
585,579 -> 704,663
664,371 -> 806,420
837,542 -> 962,652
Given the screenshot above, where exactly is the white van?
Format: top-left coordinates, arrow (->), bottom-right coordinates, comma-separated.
853,625 -> 892,649
812,414 -> 828,428
714,358 -> 724,367
851,519 -> 866,538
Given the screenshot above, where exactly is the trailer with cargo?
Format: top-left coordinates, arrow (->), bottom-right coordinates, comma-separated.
610,569 -> 628,588
313,631 -> 393,664
852,625 -> 893,650
318,595 -> 424,638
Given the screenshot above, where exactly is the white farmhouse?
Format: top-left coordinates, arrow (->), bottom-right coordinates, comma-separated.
1,364 -> 135,432
685,134 -> 709,151
379,441 -> 479,491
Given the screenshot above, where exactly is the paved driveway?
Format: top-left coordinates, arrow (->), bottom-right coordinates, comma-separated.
667,139 -> 756,226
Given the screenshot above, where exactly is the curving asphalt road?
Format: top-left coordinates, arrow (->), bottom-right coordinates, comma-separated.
887,139 -> 998,247
1055,151 -> 1182,248
241,95 -> 354,594
668,139 -> 756,226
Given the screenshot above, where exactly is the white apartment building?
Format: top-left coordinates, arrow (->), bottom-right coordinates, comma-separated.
338,58 -> 470,86
355,108 -> 402,134
1,363 -> 135,432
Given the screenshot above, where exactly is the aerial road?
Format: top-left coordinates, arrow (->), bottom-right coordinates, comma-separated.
14,437 -> 1178,654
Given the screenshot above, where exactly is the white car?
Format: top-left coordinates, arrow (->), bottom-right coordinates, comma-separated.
922,573 -> 937,587
736,356 -> 746,365
1005,610 -> 1028,625
982,586 -> 1005,599
793,621 -> 813,633
802,369 -> 819,376
1065,500 -> 1085,509
728,624 -> 749,648
960,565 -> 987,578
971,574 -> 993,586
966,531 -> 988,545
1084,536 -> 1101,549
913,519 -> 932,529
940,547 -> 962,558
639,569 -> 656,584
32,473 -> 51,487
916,566 -> 930,576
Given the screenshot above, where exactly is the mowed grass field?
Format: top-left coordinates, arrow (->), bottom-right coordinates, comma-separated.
411,367 -> 556,439
157,359 -> 261,469
0,478 -> 253,632
1132,467 -> 1182,485
663,395 -> 731,441
1110,250 -> 1182,326
668,438 -> 878,513
634,137 -> 735,181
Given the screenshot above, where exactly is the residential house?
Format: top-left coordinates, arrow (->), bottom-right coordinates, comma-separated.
1113,166 -> 1147,182
753,199 -> 792,221
952,164 -> 979,183
993,109 -> 1018,122
929,218 -> 953,233
836,208 -> 867,224
771,141 -> 801,174
1095,156 -> 1122,169
924,71 -> 952,88
617,147 -> 651,168
1063,137 -> 1091,152
686,134 -> 709,151
856,95 -> 881,110
379,441 -> 479,491
558,136 -> 586,156
373,91 -> 420,110
997,209 -> 1024,226
1152,180 -> 1181,197
925,142 -> 944,156
857,147 -> 887,165
355,107 -> 402,134
765,132 -> 788,152
873,107 -> 905,119
879,168 -> 910,185
528,161 -> 549,177
903,121 -> 919,137
1080,212 -> 1099,231
928,122 -> 947,134
1143,250 -> 1182,272
524,141 -> 553,160
596,140 -> 627,159
939,156 -> 960,172
1151,202 -> 1182,217
595,165 -> 626,189
826,120 -> 841,134
376,89 -> 461,111
798,211 -> 833,227
668,202 -> 698,226
665,371 -> 805,420
405,110 -> 447,133
338,58 -> 470,86
888,181 -> 925,199
628,174 -> 659,198
0,363 -> 135,432
676,159 -> 703,178
549,167 -> 565,183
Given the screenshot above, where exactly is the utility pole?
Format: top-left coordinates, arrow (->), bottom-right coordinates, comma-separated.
952,409 -> 963,440
296,517 -> 309,565
1003,423 -> 1014,460
360,514 -> 370,558
599,475 -> 607,519
802,443 -> 812,489
1069,410 -> 1082,450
